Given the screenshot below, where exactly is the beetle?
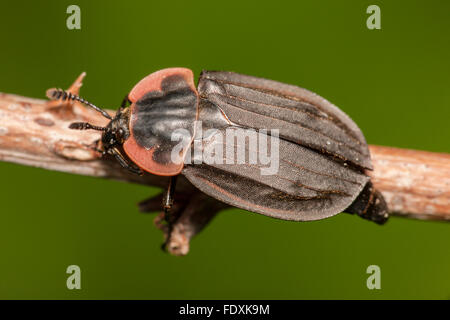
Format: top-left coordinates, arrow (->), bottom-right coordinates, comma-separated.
47,67 -> 389,230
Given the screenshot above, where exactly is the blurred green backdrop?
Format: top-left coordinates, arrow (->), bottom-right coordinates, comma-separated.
0,0 -> 449,299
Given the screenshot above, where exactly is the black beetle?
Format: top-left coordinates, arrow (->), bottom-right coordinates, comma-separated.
47,68 -> 388,227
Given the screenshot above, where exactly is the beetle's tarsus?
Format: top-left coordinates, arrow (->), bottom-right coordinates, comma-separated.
87,139 -> 104,154
160,208 -> 174,253
160,176 -> 179,253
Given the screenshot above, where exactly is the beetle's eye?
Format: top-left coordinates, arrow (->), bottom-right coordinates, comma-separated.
118,129 -> 124,135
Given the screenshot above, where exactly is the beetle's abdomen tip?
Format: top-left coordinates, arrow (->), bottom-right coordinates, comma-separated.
345,181 -> 389,225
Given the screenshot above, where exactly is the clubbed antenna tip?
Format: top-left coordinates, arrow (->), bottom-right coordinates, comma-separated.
45,88 -> 112,120
46,88 -> 64,100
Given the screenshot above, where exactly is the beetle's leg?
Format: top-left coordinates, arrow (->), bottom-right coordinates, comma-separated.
88,140 -> 104,154
163,175 -> 178,221
118,94 -> 131,113
161,175 -> 178,251
90,139 -> 104,154
110,147 -> 143,175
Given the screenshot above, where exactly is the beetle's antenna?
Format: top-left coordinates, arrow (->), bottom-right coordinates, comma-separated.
46,88 -> 113,120
69,122 -> 106,131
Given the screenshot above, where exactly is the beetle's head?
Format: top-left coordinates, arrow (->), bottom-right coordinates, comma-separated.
99,114 -> 130,154
46,88 -> 130,155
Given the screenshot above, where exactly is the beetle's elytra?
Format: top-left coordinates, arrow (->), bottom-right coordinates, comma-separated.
47,68 -> 388,227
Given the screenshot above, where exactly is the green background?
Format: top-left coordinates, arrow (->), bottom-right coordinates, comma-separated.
0,0 -> 449,299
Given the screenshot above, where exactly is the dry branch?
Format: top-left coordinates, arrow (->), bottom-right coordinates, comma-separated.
0,74 -> 448,254
368,145 -> 450,221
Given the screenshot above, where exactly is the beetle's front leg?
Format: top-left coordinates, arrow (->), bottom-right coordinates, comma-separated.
110,147 -> 143,175
119,94 -> 131,112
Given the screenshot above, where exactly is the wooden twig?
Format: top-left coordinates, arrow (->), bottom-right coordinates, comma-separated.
0,74 -> 448,254
368,145 -> 450,221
